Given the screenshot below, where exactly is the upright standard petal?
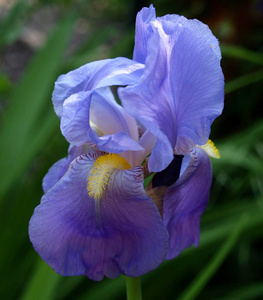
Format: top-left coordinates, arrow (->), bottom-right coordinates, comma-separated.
120,14 -> 224,171
52,57 -> 144,118
163,147 -> 212,259
60,87 -> 144,156
133,4 -> 156,63
60,91 -> 92,146
167,20 -> 224,153
90,88 -> 139,142
120,28 -> 176,171
29,154 -> 168,281
157,14 -> 222,60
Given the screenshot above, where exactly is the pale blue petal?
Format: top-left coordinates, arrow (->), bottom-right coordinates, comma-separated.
157,14 -> 221,60
60,91 -> 92,146
29,154 -> 168,280
120,15 -> 224,170
61,88 -> 143,154
90,88 -> 139,142
163,147 -> 212,259
90,131 -> 144,154
133,5 -> 156,63
132,130 -> 157,167
120,29 -> 177,171
42,144 -> 87,193
52,57 -> 144,118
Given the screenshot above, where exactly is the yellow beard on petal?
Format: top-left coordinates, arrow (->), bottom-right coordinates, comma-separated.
87,153 -> 131,200
199,139 -> 221,159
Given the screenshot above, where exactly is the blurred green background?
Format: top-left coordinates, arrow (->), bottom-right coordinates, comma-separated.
0,0 -> 263,299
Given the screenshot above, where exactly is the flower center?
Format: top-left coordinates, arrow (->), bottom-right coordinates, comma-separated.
87,153 -> 131,200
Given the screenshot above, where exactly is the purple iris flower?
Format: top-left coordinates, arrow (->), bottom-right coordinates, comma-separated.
29,5 -> 224,281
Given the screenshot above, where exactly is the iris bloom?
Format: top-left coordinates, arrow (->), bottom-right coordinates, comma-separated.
29,5 -> 224,281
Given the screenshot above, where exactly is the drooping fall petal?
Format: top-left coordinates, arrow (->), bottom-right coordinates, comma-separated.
163,147 -> 212,259
29,154 -> 168,281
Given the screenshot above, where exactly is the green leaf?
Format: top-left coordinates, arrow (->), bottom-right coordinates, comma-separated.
177,215 -> 249,300
20,259 -> 61,300
0,72 -> 12,94
0,13 -> 75,201
144,173 -> 154,188
221,44 -> 263,66
0,1 -> 29,49
76,276 -> 125,300
219,282 -> 263,300
225,69 -> 263,94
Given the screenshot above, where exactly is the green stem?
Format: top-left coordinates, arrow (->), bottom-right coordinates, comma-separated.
126,277 -> 142,300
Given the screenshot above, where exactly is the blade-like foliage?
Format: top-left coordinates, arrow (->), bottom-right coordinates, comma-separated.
0,13 -> 75,200
0,1 -> 29,49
